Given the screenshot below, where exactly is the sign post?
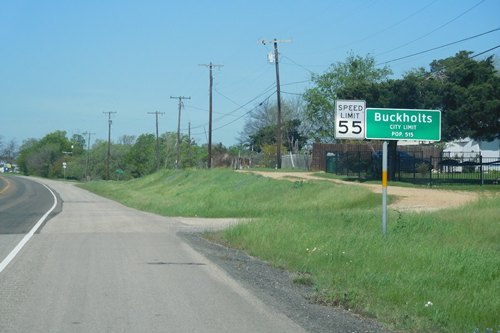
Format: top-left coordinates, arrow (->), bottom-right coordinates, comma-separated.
382,141 -> 388,236
335,100 -> 366,140
364,108 -> 441,236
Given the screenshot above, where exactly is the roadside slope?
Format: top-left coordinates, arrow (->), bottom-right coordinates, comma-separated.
242,171 -> 479,212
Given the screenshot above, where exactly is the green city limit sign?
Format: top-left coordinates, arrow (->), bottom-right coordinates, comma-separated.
365,108 -> 441,141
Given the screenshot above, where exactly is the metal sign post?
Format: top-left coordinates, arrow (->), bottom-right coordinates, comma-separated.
364,108 -> 441,236
382,141 -> 388,236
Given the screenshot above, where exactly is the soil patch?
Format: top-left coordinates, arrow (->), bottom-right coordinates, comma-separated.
240,171 -> 479,212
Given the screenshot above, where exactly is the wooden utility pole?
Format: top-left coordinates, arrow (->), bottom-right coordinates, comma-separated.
188,121 -> 192,167
170,96 -> 191,169
261,39 -> 290,169
199,62 -> 223,168
147,111 -> 165,171
103,112 -> 116,180
82,131 -> 95,181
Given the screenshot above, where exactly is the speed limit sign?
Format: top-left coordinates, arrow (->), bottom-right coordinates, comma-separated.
335,100 -> 366,139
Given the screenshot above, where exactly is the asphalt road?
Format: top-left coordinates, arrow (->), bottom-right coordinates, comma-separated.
0,175 -> 56,234
0,175 -> 60,266
0,177 -> 307,333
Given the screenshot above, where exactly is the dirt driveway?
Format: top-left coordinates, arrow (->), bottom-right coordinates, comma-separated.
242,171 -> 479,212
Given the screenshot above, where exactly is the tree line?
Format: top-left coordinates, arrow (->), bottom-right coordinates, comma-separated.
4,50 -> 499,179
11,130 -> 245,180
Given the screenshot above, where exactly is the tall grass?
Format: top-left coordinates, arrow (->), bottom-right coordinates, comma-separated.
81,169 -> 499,333
80,169 -> 379,217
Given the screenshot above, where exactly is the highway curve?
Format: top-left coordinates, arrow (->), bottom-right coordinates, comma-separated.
0,175 -> 58,234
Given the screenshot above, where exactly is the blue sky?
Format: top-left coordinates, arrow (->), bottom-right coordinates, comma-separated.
1,0 -> 499,147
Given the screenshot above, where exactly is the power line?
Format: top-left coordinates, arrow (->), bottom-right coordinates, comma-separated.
281,79 -> 313,87
471,44 -> 500,58
213,82 -> 276,118
185,82 -> 276,132
376,0 -> 487,57
184,104 -> 207,112
212,91 -> 276,132
187,79 -> 301,137
281,91 -> 304,96
190,90 -> 276,137
340,0 -> 439,49
287,1 -> 442,57
281,55 -> 315,74
377,27 -> 500,65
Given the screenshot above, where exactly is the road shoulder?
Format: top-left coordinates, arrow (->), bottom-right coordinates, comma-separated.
181,232 -> 393,333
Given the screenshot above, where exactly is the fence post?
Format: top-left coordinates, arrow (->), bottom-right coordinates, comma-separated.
479,153 -> 483,186
413,155 -> 416,183
429,156 -> 433,185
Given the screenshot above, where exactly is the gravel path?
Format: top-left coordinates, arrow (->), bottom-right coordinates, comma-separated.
242,171 -> 479,212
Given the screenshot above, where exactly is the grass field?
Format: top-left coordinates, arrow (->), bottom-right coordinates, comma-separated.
81,169 -> 500,333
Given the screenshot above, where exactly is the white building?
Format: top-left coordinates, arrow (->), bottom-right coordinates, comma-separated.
444,138 -> 500,158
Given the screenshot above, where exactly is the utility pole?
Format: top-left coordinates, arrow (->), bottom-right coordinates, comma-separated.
199,62 -> 223,168
103,111 -> 116,180
82,131 -> 95,181
261,39 -> 290,169
147,111 -> 165,171
170,96 -> 191,169
188,121 -> 192,167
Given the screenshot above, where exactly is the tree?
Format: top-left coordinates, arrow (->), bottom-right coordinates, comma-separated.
1,139 -> 18,164
70,134 -> 86,156
118,134 -> 136,146
125,134 -> 156,177
17,131 -> 73,177
375,52 -> 500,141
304,54 -> 392,142
426,51 -> 500,141
240,97 -> 308,152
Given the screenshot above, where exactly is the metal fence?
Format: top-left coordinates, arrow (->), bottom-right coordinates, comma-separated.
231,152 -> 312,170
325,150 -> 500,185
428,153 -> 500,185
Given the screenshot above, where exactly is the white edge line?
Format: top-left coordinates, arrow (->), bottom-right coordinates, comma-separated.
0,183 -> 58,273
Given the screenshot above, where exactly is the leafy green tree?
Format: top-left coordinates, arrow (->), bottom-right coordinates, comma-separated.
32,144 -> 61,177
17,131 -> 73,177
85,139 -> 132,180
366,51 -> 500,141
304,54 -> 392,141
248,119 -> 308,153
248,125 -> 275,152
425,51 -> 500,141
70,134 -> 86,156
125,134 -> 156,177
161,132 -> 178,169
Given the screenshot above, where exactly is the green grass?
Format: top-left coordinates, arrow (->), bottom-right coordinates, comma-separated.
80,169 -> 500,333
80,169 -> 379,218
